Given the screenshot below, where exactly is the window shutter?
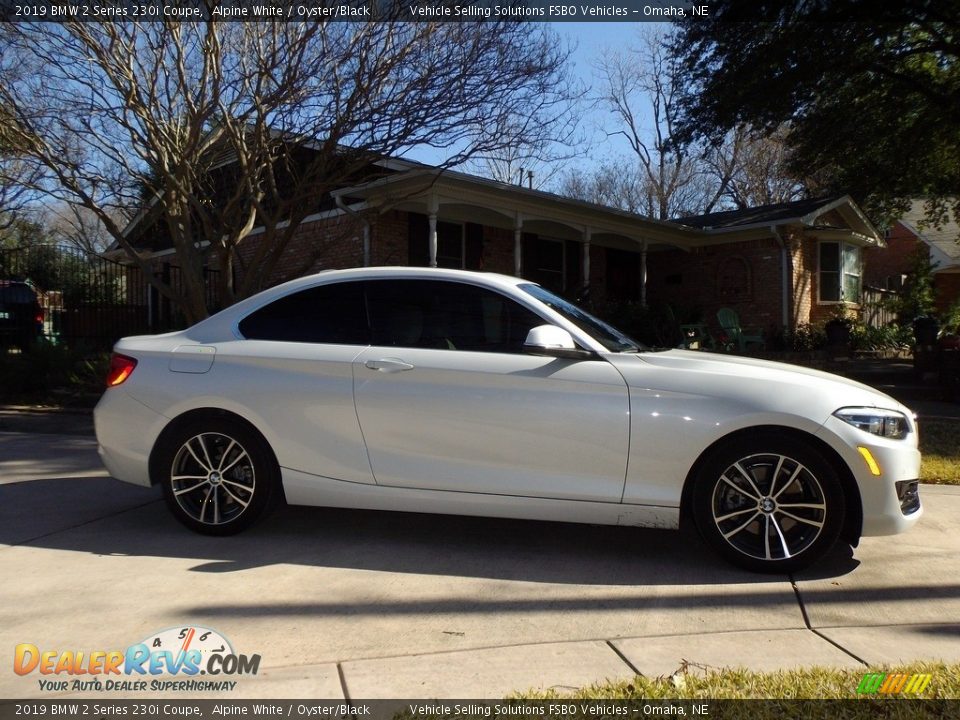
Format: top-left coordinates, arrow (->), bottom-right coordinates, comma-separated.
565,240 -> 581,292
521,232 -> 539,279
407,213 -> 429,267
465,223 -> 484,270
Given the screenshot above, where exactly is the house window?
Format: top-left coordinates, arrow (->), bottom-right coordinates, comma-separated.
409,214 -> 483,270
606,248 -> 641,302
436,221 -> 464,269
819,241 -> 861,303
522,235 -> 565,293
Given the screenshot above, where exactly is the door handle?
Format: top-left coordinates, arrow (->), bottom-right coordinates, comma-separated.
364,358 -> 415,372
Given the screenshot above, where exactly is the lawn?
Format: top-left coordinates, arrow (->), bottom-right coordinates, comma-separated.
514,661 -> 960,701
919,418 -> 960,484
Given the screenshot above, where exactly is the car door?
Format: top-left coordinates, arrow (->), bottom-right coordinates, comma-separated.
352,278 -> 630,502
227,280 -> 376,485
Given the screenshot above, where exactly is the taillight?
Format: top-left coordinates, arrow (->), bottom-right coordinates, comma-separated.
106,353 -> 137,387
35,312 -> 43,324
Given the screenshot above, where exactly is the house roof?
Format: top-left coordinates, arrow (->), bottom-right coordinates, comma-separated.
898,200 -> 960,271
675,196 -> 845,229
674,195 -> 883,246
116,147 -> 883,256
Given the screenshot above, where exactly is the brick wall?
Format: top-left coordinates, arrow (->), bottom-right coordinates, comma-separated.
369,210 -> 408,266
863,222 -> 922,290
935,273 -> 960,314
861,222 -> 959,314
481,226 -> 515,274
234,213 -> 366,291
790,230 -> 816,326
645,236 -> 786,336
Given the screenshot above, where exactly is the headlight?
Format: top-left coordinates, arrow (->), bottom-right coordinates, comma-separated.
834,407 -> 910,439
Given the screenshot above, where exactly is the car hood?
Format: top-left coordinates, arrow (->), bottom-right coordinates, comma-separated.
604,349 -> 913,421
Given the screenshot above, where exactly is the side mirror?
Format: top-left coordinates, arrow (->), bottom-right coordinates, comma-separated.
523,325 -> 596,360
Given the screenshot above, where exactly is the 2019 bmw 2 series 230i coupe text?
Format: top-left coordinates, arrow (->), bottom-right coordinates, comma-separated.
95,267 -> 922,572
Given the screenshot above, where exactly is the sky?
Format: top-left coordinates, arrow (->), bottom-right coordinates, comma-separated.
404,22 -> 658,185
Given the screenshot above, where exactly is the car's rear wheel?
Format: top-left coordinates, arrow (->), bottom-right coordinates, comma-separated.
691,436 -> 845,573
156,417 -> 280,535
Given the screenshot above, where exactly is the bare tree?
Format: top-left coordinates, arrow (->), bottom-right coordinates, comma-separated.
556,159 -> 646,213
0,106 -> 44,232
561,29 -> 808,220
0,20 -> 577,322
43,202 -> 126,255
465,113 -> 587,189
557,156 -> 715,217
595,28 -> 710,220
703,125 -> 807,210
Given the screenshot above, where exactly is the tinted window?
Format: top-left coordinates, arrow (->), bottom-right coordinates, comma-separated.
519,283 -> 642,353
238,282 -> 368,344
366,280 -> 543,353
0,283 -> 38,304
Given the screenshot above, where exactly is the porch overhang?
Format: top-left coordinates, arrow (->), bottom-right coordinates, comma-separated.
331,168 -> 704,252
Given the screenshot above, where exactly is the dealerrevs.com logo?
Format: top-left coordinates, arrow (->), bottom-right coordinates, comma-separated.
13,626 -> 261,693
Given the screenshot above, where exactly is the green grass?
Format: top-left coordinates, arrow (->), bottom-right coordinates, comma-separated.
919,419 -> 960,484
514,662 -> 960,700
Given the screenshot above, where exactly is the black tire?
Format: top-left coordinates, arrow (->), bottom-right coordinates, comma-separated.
691,434 -> 846,573
155,416 -> 280,536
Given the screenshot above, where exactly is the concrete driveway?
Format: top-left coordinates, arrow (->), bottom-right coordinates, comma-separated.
1,430 -> 958,699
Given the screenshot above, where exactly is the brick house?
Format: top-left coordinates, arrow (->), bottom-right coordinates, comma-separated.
863,200 -> 960,315
122,156 -> 886,340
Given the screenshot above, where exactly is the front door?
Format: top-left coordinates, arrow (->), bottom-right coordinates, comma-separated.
352,279 -> 630,502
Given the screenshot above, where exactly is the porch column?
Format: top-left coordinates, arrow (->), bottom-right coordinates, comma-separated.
362,222 -> 371,267
641,240 -> 648,307
582,228 -> 591,289
513,214 -> 523,276
427,195 -> 439,268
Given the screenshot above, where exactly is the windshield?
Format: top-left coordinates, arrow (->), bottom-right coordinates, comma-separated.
519,284 -> 644,353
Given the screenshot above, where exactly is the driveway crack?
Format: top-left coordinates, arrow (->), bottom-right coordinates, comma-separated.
790,573 -> 869,666
605,640 -> 642,677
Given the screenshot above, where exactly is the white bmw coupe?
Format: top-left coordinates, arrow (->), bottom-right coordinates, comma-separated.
95,267 -> 922,572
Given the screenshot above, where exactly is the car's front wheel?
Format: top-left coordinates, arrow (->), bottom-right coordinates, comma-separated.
691,435 -> 846,573
155,417 -> 280,535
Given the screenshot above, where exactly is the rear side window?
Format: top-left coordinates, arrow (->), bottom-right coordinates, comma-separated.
365,279 -> 543,353
0,283 -> 38,303
238,282 -> 368,344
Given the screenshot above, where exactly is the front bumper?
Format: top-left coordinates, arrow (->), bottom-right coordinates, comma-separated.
816,414 -> 923,536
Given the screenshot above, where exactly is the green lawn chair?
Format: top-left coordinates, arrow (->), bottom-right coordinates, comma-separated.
716,308 -> 765,351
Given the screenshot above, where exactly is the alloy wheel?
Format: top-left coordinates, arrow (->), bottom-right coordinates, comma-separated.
169,432 -> 256,526
711,453 -> 827,562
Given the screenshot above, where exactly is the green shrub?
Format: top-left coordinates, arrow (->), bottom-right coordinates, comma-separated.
849,322 -> 913,352
0,343 -> 108,404
781,323 -> 827,352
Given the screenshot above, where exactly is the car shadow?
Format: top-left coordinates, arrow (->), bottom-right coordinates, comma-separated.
1,476 -> 861,587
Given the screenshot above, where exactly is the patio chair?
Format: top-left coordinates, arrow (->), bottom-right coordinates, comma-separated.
716,308 -> 765,351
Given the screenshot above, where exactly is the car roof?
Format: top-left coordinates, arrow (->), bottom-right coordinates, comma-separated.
0,280 -> 38,299
181,267 -> 537,343
270,267 -> 528,293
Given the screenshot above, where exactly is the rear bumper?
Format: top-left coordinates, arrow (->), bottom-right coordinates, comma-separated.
93,388 -> 168,487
